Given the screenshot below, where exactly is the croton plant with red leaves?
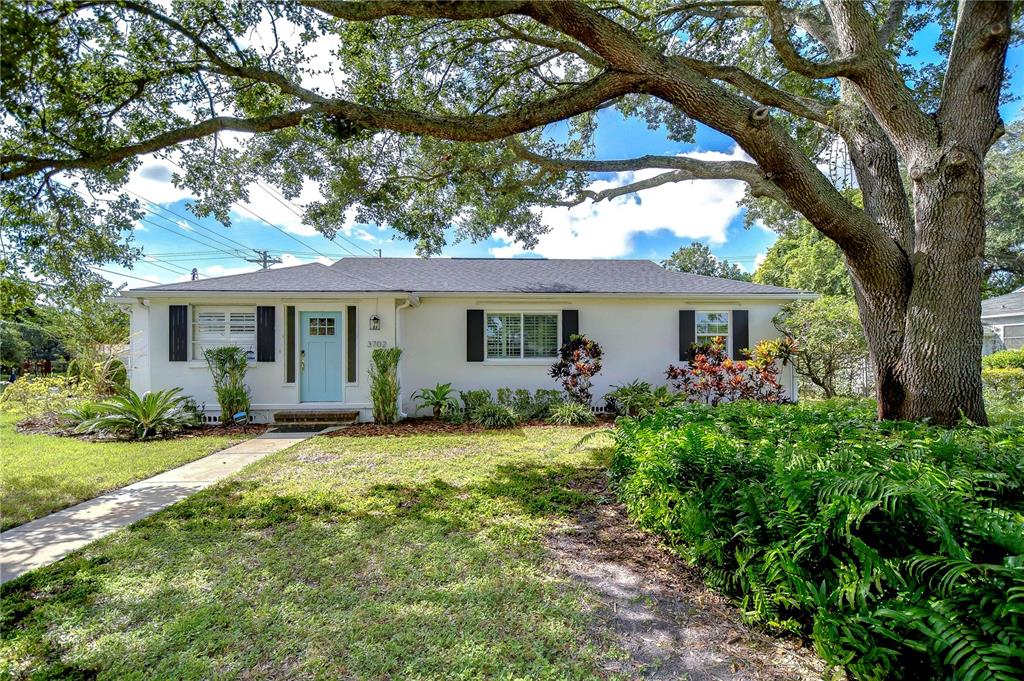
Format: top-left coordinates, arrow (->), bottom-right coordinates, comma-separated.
550,334 -> 603,404
666,336 -> 795,406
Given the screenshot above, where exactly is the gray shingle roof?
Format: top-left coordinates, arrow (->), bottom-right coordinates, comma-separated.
981,287 -> 1024,317
128,257 -> 804,296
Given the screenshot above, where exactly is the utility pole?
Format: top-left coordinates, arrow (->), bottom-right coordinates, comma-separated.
373,249 -> 383,258
191,268 -> 199,281
246,250 -> 283,270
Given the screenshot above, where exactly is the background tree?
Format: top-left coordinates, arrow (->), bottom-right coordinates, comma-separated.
983,120 -> 1024,297
0,322 -> 31,371
753,221 -> 853,296
1,1 -> 1018,423
773,297 -> 869,398
662,241 -> 751,281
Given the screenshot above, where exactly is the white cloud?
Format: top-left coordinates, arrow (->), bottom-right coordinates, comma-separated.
229,178 -> 334,238
490,145 -> 752,259
754,252 -> 768,268
123,155 -> 194,204
352,228 -> 377,243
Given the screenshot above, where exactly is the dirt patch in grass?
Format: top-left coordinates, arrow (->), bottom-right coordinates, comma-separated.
547,471 -> 829,680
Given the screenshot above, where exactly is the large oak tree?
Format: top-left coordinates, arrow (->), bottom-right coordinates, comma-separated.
2,0 -> 1019,424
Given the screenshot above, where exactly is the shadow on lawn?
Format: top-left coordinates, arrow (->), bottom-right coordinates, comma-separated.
0,473 -> 99,532
0,450 -> 617,679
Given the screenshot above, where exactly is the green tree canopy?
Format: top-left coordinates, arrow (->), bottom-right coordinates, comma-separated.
1,0 -> 1018,424
662,242 -> 751,281
773,296 -> 869,398
753,220 -> 852,296
983,120 -> 1024,297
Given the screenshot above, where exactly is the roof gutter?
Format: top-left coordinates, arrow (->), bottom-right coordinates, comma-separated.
122,290 -> 815,301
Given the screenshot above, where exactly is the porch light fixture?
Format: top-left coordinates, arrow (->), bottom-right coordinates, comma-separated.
369,314 -> 381,331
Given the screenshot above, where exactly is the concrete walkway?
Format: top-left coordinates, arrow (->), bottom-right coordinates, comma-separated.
1,429 -> 319,584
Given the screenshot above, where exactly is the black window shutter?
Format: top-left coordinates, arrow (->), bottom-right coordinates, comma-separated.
346,305 -> 357,382
561,309 -> 579,346
285,306 -> 296,382
256,306 -> 275,362
467,309 -> 484,362
679,309 -> 695,361
169,305 -> 188,362
732,310 -> 749,360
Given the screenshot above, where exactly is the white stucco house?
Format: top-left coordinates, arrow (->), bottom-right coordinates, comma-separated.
982,287 -> 1024,355
113,257 -> 810,423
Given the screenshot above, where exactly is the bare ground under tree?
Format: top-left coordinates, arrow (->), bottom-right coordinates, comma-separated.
546,470 -> 831,680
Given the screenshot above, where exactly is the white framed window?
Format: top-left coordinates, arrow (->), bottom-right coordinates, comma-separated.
486,312 -> 558,360
696,311 -> 730,349
192,306 -> 256,360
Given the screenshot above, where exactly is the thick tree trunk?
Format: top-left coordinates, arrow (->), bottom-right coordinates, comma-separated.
856,163 -> 988,426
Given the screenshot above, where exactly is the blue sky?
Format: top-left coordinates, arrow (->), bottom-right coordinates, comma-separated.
100,30 -> 1024,288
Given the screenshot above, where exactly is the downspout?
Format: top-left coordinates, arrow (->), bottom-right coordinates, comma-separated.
394,293 -> 421,419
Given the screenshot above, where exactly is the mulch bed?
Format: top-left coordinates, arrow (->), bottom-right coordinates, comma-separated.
325,415 -> 614,438
14,416 -> 267,441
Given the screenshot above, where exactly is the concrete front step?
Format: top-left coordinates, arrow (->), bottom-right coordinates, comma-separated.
273,410 -> 359,426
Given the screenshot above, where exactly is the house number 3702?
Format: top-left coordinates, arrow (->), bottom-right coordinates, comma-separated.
367,340 -> 388,348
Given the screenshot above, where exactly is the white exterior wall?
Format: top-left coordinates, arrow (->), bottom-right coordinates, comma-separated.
129,295 -> 400,422
131,292 -> 798,422
399,295 -> 797,417
982,313 -> 1024,353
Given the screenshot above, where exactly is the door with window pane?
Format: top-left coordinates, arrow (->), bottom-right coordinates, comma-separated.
300,311 -> 342,402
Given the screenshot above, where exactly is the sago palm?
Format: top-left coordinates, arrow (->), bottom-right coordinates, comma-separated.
77,387 -> 196,439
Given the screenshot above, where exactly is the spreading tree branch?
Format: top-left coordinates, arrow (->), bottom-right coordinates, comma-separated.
492,18 -> 606,68
510,140 -> 787,202
763,0 -> 862,79
672,56 -> 836,125
1,71 -> 644,180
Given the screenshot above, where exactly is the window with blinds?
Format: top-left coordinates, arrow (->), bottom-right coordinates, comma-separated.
485,312 -> 558,359
192,306 -> 257,360
523,314 -> 558,358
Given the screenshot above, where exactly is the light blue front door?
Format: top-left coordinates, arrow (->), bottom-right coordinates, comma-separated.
300,311 -> 342,402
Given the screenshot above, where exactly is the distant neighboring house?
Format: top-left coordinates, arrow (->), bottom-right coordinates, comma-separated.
110,258 -> 811,423
981,287 -> 1024,355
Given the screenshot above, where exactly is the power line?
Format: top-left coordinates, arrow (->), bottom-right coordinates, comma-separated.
138,216 -> 248,260
245,250 -> 283,270
229,199 -> 347,259
253,180 -> 376,257
90,267 -> 162,286
163,158 -> 351,259
127,189 -> 255,253
144,255 -> 206,278
135,203 -> 255,256
142,258 -> 197,279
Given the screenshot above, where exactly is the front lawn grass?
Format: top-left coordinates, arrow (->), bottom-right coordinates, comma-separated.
0,413 -> 251,531
1,426 -> 617,678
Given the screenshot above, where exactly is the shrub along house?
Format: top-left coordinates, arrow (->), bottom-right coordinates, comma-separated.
113,258 -> 810,423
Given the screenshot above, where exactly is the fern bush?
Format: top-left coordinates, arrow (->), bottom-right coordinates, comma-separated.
610,400 -> 1024,680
